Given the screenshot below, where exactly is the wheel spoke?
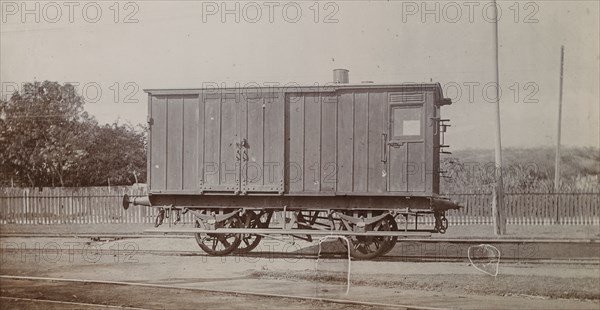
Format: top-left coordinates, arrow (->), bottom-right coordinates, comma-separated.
194,216 -> 241,256
345,216 -> 395,259
234,212 -> 264,254
220,236 -> 231,248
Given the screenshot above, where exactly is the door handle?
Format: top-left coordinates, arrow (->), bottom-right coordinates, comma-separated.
381,133 -> 387,163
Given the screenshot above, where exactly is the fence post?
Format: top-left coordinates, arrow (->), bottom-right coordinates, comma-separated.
70,192 -> 74,224
24,189 -> 30,224
555,193 -> 560,224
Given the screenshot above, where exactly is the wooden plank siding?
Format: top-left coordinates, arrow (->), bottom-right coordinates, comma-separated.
147,85 -> 442,197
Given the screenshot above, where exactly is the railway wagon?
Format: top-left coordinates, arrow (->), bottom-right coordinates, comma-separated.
124,70 -> 459,259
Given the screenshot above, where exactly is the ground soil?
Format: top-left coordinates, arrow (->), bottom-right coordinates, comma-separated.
1,236 -> 599,309
1,279 -> 378,310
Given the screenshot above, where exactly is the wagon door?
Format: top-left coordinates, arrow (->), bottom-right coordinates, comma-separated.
201,93 -> 242,193
239,92 -> 285,193
148,94 -> 201,193
386,92 -> 427,192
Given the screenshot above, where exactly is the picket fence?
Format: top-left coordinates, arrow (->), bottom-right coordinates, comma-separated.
0,187 -> 598,225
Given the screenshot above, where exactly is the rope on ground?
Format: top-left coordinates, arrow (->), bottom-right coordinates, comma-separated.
316,235 -> 351,295
468,244 -> 501,277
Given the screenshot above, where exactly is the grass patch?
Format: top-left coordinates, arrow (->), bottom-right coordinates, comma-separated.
250,270 -> 600,301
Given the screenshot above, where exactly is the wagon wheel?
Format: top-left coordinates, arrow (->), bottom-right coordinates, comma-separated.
194,216 -> 242,256
438,216 -> 448,234
342,217 -> 393,260
380,215 -> 399,256
434,212 -> 448,234
235,211 -> 265,254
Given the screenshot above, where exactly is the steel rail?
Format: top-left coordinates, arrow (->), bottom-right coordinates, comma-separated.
1,234 -> 599,244
0,296 -> 152,310
0,233 -> 192,239
2,247 -> 598,265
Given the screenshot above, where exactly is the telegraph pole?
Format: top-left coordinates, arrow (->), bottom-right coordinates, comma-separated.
491,0 -> 506,235
554,46 -> 565,192
554,46 -> 565,224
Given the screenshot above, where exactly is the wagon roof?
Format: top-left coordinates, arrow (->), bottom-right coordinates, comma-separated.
144,83 -> 444,95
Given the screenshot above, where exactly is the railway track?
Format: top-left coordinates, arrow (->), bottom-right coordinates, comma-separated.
2,233 -> 598,243
2,238 -> 598,309
1,247 -> 596,264
0,296 -> 152,310
0,233 -> 191,239
1,234 -> 598,263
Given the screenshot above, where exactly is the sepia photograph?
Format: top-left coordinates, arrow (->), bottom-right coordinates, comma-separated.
0,0 -> 598,309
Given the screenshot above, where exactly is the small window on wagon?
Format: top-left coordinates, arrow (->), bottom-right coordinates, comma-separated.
390,105 -> 423,140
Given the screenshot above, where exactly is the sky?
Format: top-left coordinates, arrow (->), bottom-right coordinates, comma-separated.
1,0 -> 599,150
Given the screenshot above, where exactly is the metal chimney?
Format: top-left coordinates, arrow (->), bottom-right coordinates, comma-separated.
333,69 -> 349,84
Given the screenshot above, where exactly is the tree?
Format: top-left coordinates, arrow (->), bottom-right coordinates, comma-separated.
74,121 -> 147,186
0,81 -> 94,187
0,81 -> 147,187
